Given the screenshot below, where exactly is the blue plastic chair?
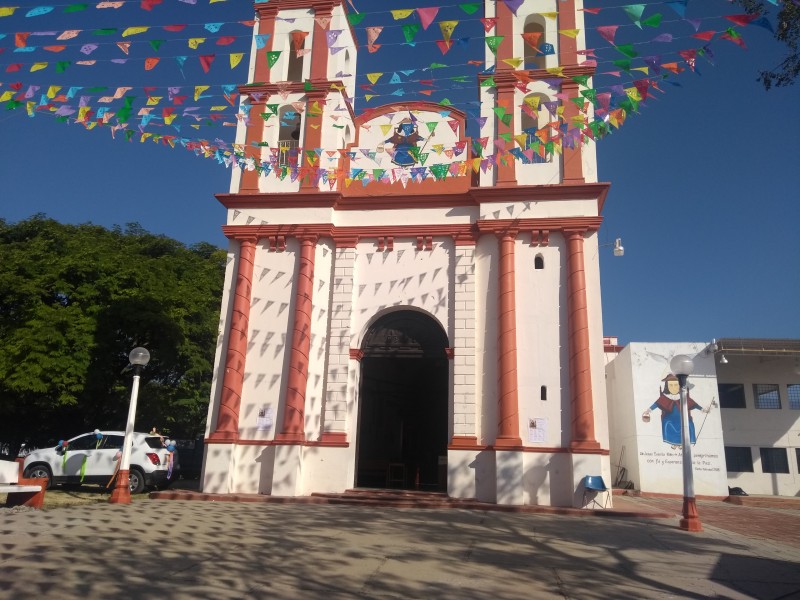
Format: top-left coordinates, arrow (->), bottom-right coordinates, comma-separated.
582,475 -> 610,509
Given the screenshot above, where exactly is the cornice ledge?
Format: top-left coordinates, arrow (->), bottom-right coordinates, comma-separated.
469,181 -> 609,203
475,216 -> 603,234
222,224 -> 334,239
216,192 -> 341,209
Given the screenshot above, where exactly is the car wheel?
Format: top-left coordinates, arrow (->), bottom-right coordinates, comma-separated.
128,467 -> 146,494
24,464 -> 52,489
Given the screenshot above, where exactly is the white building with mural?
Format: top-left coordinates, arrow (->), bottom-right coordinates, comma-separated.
201,0 -> 614,508
605,338 -> 800,498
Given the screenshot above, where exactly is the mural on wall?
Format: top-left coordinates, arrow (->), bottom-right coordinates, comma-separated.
385,116 -> 426,167
642,374 -> 712,449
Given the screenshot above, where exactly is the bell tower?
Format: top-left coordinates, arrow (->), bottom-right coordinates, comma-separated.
233,0 -> 357,194
479,0 -> 597,188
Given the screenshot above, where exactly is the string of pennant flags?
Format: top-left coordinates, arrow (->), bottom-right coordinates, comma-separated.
0,0 -> 783,186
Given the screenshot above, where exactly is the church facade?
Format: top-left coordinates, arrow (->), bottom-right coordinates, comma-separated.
202,0 -> 613,507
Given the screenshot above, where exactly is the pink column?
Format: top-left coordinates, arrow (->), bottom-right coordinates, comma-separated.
565,229 -> 600,450
496,231 -> 522,446
276,236 -> 317,443
208,237 -> 257,442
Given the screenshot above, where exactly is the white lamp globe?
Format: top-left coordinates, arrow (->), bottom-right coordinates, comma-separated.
670,354 -> 694,376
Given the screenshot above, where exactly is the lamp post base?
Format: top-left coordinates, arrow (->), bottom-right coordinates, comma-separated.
109,470 -> 131,504
679,496 -> 703,532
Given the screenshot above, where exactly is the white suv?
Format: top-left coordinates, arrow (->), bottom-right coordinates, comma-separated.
23,431 -> 174,494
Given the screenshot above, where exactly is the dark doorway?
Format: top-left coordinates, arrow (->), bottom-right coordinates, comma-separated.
356,311 -> 449,491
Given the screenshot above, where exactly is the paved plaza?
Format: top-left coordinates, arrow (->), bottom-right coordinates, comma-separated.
2,496 -> 800,599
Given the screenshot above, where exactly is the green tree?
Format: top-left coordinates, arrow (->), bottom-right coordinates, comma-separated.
736,0 -> 799,88
0,216 -> 226,450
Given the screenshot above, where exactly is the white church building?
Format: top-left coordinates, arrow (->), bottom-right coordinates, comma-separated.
201,0 -> 613,507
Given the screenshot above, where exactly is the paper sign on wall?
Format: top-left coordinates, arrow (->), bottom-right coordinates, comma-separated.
257,405 -> 273,431
528,418 -> 547,443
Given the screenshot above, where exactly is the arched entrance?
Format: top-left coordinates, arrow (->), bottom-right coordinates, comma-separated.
356,311 -> 449,491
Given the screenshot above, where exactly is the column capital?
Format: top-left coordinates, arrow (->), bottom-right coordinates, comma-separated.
297,233 -> 319,245
563,228 -> 588,238
495,228 -> 519,241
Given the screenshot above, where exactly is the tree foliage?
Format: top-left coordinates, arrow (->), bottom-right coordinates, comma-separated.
0,216 -> 226,449
736,0 -> 800,88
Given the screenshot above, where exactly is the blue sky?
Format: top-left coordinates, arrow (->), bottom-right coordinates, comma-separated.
1,0 -> 797,344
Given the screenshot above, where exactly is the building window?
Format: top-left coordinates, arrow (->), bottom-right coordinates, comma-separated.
520,93 -> 552,163
534,255 -> 544,270
278,106 -> 301,167
788,384 -> 800,410
754,384 -> 781,409
540,385 -> 547,401
718,383 -> 746,408
724,447 -> 754,473
287,30 -> 306,82
760,447 -> 790,474
523,16 -> 547,70
796,448 -> 800,473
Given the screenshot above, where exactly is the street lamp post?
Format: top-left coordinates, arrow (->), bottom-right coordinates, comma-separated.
670,353 -> 702,532
109,347 -> 150,504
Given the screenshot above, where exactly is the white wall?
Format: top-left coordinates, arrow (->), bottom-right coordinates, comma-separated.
606,342 -> 728,497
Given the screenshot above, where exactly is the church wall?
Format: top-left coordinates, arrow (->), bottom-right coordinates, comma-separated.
350,238 -> 453,342
328,6 -> 356,98
237,240 -> 298,444
227,206 -> 334,227
300,445 -> 355,494
584,233 -> 610,448
474,234 -> 499,445
204,242 -> 239,440
478,199 -> 598,220
477,87 -> 496,188
304,239 -> 335,439
606,343 -> 728,497
522,451 -> 572,506
516,237 -> 566,447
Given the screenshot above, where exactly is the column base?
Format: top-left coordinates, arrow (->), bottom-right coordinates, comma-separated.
206,430 -> 238,443
319,432 -> 348,446
494,436 -> 522,448
275,431 -> 306,444
570,439 -> 601,452
108,470 -> 131,504
680,497 -> 703,532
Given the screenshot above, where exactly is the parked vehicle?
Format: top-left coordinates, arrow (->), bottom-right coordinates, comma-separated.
23,431 -> 175,494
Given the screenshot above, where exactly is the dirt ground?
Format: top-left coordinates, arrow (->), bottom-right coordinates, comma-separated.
2,478 -> 199,509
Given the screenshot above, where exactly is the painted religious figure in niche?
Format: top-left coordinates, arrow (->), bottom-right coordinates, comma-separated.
642,374 -> 709,448
385,117 -> 424,167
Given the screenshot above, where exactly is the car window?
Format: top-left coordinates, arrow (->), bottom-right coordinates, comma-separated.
68,435 -> 98,451
144,436 -> 165,449
102,435 -> 125,450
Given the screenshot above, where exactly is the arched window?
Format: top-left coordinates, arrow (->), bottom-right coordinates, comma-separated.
278,105 -> 301,166
343,124 -> 353,147
344,49 -> 352,76
534,255 -> 544,269
287,30 -> 306,82
520,93 -> 552,164
541,385 -> 547,401
523,16 -> 547,70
